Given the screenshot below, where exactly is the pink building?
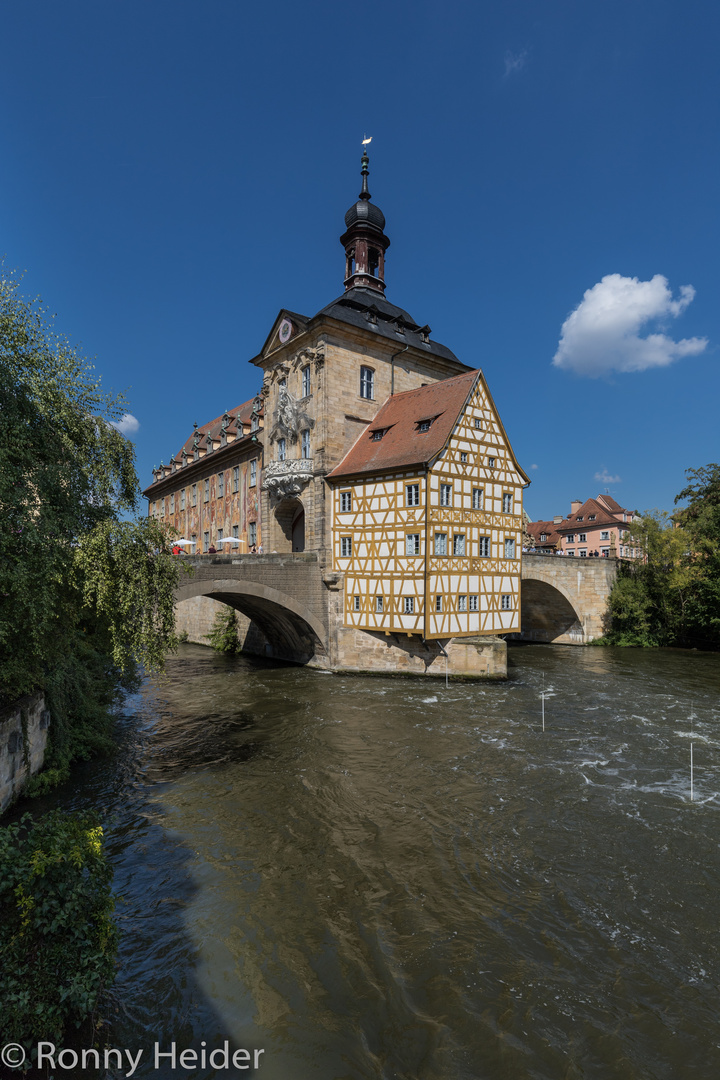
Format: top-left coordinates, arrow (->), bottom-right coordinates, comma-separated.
554,495 -> 639,558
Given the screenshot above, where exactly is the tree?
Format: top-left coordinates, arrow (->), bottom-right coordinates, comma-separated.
205,606 -> 240,653
0,266 -> 185,775
604,467 -> 720,649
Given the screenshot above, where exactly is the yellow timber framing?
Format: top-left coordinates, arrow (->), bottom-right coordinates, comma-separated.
329,370 -> 528,640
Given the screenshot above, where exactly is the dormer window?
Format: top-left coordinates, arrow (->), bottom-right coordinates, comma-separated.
418,420 -> 431,433
576,516 -> 583,521
418,324 -> 431,345
588,514 -> 596,520
540,533 -> 548,542
371,429 -> 385,441
365,306 -> 378,325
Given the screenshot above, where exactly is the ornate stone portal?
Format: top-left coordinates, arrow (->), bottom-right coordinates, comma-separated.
263,459 -> 314,501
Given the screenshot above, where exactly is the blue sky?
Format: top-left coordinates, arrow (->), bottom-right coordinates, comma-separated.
2,1 -> 717,521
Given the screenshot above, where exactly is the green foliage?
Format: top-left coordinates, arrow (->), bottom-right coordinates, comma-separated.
0,811 -> 117,1048
206,606 -> 240,653
604,467 -> 720,649
0,266 -> 188,783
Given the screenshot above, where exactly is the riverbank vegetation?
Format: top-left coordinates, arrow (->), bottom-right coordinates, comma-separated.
603,465 -> 720,649
206,606 -> 240,653
0,266 -> 185,788
0,811 -> 117,1054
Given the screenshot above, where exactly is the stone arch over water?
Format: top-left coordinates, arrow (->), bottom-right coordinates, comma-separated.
519,578 -> 585,644
175,577 -> 327,664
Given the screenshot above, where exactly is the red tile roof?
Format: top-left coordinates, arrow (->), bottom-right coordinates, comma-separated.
554,495 -> 633,534
526,521 -> 562,547
326,371 -> 480,479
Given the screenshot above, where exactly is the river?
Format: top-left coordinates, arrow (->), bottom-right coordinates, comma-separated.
21,643 -> 720,1079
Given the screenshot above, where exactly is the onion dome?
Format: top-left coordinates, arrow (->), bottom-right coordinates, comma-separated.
340,146 -> 391,295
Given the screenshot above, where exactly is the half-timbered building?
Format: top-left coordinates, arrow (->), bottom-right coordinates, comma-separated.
327,370 -> 528,639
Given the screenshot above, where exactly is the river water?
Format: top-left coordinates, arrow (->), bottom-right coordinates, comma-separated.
24,643 -> 720,1079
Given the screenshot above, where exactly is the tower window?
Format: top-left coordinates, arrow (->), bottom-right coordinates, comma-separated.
360,366 -> 374,400
302,367 -> 311,398
301,431 -> 310,459
278,437 -> 286,461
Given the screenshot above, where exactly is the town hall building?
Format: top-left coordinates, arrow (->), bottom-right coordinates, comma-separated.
144,147 -> 529,676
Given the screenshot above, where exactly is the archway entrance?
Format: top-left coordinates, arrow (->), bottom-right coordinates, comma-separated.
291,506 -> 305,552
273,497 -> 305,553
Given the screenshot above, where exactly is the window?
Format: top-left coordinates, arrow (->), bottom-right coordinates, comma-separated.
353,595 -> 360,611
540,533 -> 547,542
504,538 -> 516,559
218,472 -> 224,497
600,548 -> 609,557
579,549 -> 587,557
371,429 -> 384,441
278,438 -> 286,462
191,533 -> 197,553
502,493 -> 512,513
501,595 -> 511,610
588,514 -> 596,521
232,525 -> 239,540
251,414 -> 259,432
436,595 -> 443,612
204,479 -> 209,503
472,488 -> 483,510
576,516 -> 583,522
417,419 -> 431,433
192,483 -> 197,507
434,532 -> 447,555
375,596 -> 383,613
453,534 -> 466,556
404,597 -> 415,614
203,531 -> 209,552
360,366 -> 374,399
250,459 -> 257,486
170,494 -> 174,513
248,522 -> 257,546
474,418 -> 483,430
487,456 -> 496,468
233,466 -> 239,492
218,528 -> 223,543
458,595 -> 467,612
340,536 -> 352,557
469,595 -> 478,611
340,491 -> 352,512
601,531 -> 609,541
579,533 -> 587,543
567,550 -> 575,556
440,484 -> 452,507
302,366 -> 311,397
479,536 -> 491,557
460,452 -> 468,462
406,533 -> 420,555
181,489 -> 186,511
301,431 -> 310,459
406,483 -> 420,507
567,533 -> 575,543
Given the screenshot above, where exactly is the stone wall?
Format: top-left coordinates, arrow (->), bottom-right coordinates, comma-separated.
520,554 -> 617,643
1,692 -> 50,813
175,595 -> 269,655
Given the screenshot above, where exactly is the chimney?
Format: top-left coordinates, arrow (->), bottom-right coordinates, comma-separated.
553,515 -> 563,525
571,500 -> 582,515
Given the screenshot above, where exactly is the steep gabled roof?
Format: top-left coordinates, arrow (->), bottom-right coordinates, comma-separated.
326,371 -> 480,479
526,521 -> 562,547
554,495 -> 632,533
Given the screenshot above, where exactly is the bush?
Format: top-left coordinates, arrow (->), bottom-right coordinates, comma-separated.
205,606 -> 240,653
0,811 -> 118,1051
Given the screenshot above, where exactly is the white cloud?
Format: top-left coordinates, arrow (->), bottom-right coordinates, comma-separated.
504,50 -> 527,77
110,413 -> 140,436
552,274 -> 708,377
531,463 -> 538,470
595,469 -> 621,485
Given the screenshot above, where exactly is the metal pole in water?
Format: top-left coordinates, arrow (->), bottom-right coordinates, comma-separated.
691,742 -> 694,802
541,673 -> 545,732
445,652 -> 449,689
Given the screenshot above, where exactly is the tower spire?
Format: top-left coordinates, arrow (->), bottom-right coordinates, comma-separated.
340,138 -> 391,294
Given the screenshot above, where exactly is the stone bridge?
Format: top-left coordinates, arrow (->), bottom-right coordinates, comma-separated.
175,552 -> 331,665
174,551 -> 618,669
519,554 -> 617,644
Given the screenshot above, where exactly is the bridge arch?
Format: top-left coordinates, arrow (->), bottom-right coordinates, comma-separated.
175,577 -> 327,664
519,577 -> 585,644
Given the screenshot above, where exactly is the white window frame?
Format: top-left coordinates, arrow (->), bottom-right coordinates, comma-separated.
434,532 -> 447,556
502,493 -> 512,513
504,538 -> 516,559
404,597 -> 414,614
360,366 -> 374,400
248,521 -> 257,546
440,484 -> 452,507
302,366 -> 311,398
479,536 -> 490,557
405,533 -> 420,555
340,536 -> 352,557
472,488 -> 483,510
406,483 -> 420,507
469,595 -> 478,611
453,534 -> 466,556
458,595 -> 467,612
375,595 -> 383,613
501,594 -> 511,610
250,459 -> 257,486
340,491 -> 352,512
301,431 -> 310,459
233,466 -> 239,492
